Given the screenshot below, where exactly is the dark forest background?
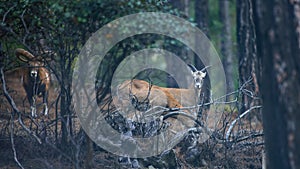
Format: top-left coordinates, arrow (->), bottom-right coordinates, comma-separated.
0,0 -> 299,169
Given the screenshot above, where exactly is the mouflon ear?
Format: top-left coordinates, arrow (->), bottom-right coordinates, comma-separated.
15,48 -> 35,63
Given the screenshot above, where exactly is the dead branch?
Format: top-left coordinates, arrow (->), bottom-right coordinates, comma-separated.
0,67 -> 42,144
10,110 -> 24,169
235,133 -> 264,143
1,4 -> 16,23
20,9 -> 29,44
225,105 -> 262,141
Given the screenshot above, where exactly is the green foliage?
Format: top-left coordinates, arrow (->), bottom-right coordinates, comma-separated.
207,0 -> 238,90
0,0 -> 182,70
207,0 -> 236,55
1,0 -> 212,88
208,0 -> 222,52
0,0 -> 177,48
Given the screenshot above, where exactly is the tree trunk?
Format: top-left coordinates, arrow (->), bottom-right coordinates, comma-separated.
194,0 -> 210,107
167,0 -> 191,88
60,65 -> 69,147
254,0 -> 300,168
85,134 -> 93,168
60,54 -> 73,150
237,0 -> 261,112
169,0 -> 185,12
220,0 -> 235,101
195,0 -> 209,35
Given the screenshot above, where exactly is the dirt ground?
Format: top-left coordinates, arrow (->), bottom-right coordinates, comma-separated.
0,68 -> 264,169
0,68 -> 62,168
0,68 -> 59,117
0,68 -> 132,169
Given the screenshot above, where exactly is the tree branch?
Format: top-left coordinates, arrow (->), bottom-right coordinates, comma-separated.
225,105 -> 262,141
0,67 -> 42,144
10,111 -> 24,169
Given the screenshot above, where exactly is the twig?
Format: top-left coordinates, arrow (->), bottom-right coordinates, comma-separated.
0,21 -> 32,52
0,67 -> 42,144
225,105 -> 262,141
10,110 -> 24,169
2,4 -> 17,23
20,9 -> 29,44
212,90 -> 239,102
235,133 -> 264,143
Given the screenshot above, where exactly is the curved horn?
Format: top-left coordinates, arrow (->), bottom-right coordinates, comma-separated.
200,65 -> 211,72
15,48 -> 35,62
187,64 -> 197,72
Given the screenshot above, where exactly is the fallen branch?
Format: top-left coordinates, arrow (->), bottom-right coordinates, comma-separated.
225,105 -> 262,141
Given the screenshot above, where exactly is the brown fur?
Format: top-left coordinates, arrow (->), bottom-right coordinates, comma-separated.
114,78 -> 203,148
115,79 -> 201,130
96,65 -> 206,152
116,63 -> 207,130
117,79 -> 200,110
15,48 -> 51,117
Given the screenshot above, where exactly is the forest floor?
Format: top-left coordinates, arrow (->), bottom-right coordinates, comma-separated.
0,68 -> 264,169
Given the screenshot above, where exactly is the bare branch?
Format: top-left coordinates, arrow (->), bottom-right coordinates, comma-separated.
10,112 -> 24,169
225,105 -> 262,141
2,4 -> 17,23
20,9 -> 29,44
0,25 -> 32,51
0,67 -> 42,144
235,133 -> 264,143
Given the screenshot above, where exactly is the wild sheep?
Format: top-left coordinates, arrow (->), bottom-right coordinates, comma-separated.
15,48 -> 51,117
115,64 -> 207,131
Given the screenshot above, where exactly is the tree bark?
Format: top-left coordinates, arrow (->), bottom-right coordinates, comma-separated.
195,0 -> 209,35
169,0 -> 185,12
220,0 -> 234,101
194,0 -> 210,106
254,0 -> 300,168
167,0 -> 191,88
237,0 -> 261,112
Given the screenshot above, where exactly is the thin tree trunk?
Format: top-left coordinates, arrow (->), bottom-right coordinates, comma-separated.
237,0 -> 260,112
85,134 -> 93,168
167,0 -> 191,88
220,0 -> 234,101
60,63 -> 68,147
194,0 -> 210,106
195,0 -> 209,35
170,0 -> 185,12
